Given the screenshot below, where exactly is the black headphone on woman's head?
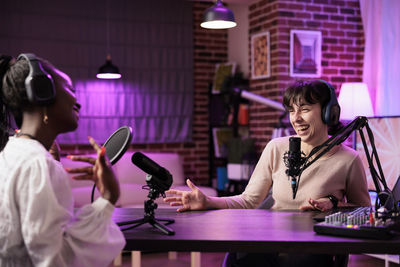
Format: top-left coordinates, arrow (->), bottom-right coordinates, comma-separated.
17,53 -> 56,105
318,80 -> 341,126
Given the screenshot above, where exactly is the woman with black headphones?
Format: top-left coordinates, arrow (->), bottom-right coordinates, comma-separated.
164,80 -> 370,266
0,54 -> 124,266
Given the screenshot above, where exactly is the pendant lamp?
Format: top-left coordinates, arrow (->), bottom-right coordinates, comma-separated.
97,0 -> 121,79
97,54 -> 121,79
201,0 -> 237,30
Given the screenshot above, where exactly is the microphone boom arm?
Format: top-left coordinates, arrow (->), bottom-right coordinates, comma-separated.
297,116 -> 392,211
234,88 -> 286,112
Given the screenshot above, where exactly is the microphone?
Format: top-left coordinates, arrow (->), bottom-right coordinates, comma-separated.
284,137 -> 304,199
131,152 -> 173,192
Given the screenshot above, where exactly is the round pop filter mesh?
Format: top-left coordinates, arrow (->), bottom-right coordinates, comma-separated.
103,126 -> 133,165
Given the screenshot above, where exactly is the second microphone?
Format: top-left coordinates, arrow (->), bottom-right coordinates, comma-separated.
131,152 -> 173,192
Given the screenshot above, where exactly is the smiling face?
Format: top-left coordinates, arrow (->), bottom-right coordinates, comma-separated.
47,68 -> 80,134
283,80 -> 335,150
287,99 -> 329,148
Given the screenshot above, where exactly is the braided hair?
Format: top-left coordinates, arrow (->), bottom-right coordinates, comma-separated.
0,55 -> 30,151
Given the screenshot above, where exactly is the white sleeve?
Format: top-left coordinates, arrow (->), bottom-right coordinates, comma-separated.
17,157 -> 125,267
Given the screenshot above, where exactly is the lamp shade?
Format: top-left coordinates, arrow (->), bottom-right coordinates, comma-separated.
96,54 -> 121,79
338,82 -> 374,120
200,0 -> 236,29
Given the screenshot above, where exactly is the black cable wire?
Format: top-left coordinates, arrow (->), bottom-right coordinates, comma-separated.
91,184 -> 96,203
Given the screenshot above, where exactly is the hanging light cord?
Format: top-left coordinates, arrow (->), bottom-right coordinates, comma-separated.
106,0 -> 110,56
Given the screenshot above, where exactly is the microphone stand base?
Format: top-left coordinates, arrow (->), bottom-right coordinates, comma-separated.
117,216 -> 175,235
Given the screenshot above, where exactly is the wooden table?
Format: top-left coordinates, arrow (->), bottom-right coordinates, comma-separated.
113,208 -> 400,255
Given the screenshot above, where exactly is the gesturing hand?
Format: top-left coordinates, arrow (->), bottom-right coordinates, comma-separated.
300,197 -> 333,212
163,179 -> 208,212
65,136 -> 120,205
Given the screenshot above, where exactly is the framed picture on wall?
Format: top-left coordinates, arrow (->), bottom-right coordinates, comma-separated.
290,30 -> 322,77
212,62 -> 236,94
251,31 -> 270,79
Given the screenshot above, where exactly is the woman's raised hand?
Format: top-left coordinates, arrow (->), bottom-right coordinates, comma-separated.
164,179 -> 209,212
65,136 -> 120,205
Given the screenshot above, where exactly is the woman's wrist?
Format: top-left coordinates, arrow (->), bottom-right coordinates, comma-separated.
325,195 -> 338,209
206,196 -> 228,209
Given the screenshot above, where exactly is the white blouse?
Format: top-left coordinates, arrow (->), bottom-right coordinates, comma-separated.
0,137 -> 125,267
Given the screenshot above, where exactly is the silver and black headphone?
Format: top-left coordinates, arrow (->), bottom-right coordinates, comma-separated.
17,53 -> 56,105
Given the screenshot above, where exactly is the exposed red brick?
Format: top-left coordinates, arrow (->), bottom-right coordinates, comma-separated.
314,13 -> 329,20
339,39 -> 353,45
330,46 -> 345,52
340,69 -> 355,75
347,31 -> 363,38
331,0 -> 346,6
348,77 -> 362,82
347,62 -> 363,68
331,61 -> 347,67
288,20 -> 304,27
306,5 -> 321,12
306,21 -> 321,27
323,68 -> 338,75
340,23 -> 356,30
322,22 -> 339,29
324,7 -> 338,13
330,30 -> 345,37
339,54 -> 354,60
331,76 -> 346,82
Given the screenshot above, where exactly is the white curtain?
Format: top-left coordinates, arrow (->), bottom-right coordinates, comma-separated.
360,0 -> 400,116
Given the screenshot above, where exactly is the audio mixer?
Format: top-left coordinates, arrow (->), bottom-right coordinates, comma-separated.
313,207 -> 400,240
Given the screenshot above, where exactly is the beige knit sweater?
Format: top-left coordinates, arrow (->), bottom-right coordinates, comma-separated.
223,136 -> 371,210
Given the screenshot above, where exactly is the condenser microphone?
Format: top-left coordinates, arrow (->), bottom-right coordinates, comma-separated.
131,152 -> 173,192
284,137 -> 304,199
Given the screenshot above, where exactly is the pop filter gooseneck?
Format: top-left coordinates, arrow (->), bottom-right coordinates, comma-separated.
91,126 -> 133,203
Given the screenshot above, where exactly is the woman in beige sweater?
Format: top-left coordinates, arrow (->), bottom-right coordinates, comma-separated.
165,80 -> 370,267
165,80 -> 370,212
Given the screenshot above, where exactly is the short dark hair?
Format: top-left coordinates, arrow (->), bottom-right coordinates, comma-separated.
283,80 -> 343,135
283,80 -> 332,111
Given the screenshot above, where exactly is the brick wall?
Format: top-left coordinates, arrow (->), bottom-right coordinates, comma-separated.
62,0 -> 364,186
248,0 -> 364,154
61,1 -> 227,186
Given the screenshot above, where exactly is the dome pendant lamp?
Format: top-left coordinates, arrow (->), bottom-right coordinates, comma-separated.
97,54 -> 121,79
97,0 -> 121,79
200,0 -> 237,30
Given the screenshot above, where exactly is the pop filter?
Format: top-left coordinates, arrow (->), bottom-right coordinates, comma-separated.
91,126 -> 133,202
103,126 -> 133,165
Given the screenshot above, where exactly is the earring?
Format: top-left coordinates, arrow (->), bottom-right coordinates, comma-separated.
43,107 -> 49,124
43,114 -> 49,124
